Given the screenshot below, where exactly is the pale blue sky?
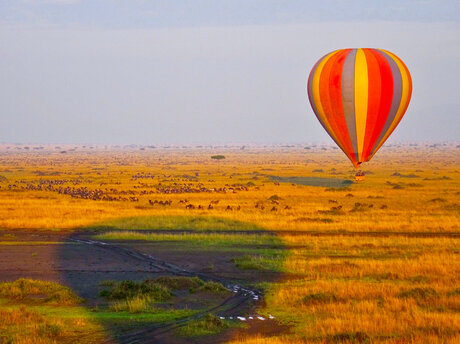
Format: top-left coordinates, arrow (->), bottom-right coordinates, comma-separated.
0,1 -> 459,144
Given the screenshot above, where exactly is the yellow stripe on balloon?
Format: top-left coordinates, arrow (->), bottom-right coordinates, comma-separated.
311,50 -> 346,152
354,49 -> 369,161
368,49 -> 412,159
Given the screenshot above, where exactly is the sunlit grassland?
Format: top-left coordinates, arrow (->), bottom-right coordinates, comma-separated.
0,145 -> 459,342
0,145 -> 458,233
259,235 -> 460,343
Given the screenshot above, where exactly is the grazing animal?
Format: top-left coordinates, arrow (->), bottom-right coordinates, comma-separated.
226,205 -> 232,211
236,205 -> 241,211
186,204 -> 195,209
328,200 -> 338,204
284,205 -> 291,210
270,206 -> 277,212
208,204 -> 213,210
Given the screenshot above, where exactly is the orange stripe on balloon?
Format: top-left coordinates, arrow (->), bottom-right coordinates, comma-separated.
320,50 -> 358,166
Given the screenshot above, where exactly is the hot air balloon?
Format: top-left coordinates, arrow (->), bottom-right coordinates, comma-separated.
307,48 -> 412,179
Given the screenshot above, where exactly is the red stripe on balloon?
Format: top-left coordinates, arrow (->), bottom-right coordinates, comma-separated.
361,48 -> 381,162
363,49 -> 394,160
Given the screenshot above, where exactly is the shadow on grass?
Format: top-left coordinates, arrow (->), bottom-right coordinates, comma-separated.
57,215 -> 287,343
83,215 -> 264,232
269,175 -> 353,188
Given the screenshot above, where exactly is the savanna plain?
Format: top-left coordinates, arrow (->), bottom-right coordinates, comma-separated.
0,144 -> 458,344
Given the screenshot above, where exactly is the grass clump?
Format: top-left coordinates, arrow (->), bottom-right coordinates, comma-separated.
38,323 -> 63,338
198,281 -> 227,294
177,313 -> 230,337
302,292 -> 338,305
109,296 -> 154,313
0,279 -> 82,305
99,280 -> 170,301
397,287 -> 438,301
328,331 -> 370,343
232,255 -> 265,270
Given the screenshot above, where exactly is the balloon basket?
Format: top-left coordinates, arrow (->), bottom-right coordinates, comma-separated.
355,171 -> 365,182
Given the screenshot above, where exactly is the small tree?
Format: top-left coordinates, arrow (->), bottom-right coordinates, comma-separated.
211,155 -> 225,160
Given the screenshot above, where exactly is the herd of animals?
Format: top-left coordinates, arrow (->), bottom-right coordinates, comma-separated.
2,172 -> 392,213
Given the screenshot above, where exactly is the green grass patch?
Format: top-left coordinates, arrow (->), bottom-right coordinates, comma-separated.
231,253 -> 285,271
93,231 -> 281,247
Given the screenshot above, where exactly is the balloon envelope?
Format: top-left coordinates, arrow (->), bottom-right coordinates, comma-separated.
307,48 -> 412,167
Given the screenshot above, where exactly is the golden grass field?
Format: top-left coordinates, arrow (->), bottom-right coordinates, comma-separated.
0,143 -> 459,343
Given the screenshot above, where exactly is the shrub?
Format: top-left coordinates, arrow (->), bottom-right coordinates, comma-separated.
211,155 -> 225,160
0,279 -> 82,305
177,313 -> 229,337
198,281 -> 227,294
